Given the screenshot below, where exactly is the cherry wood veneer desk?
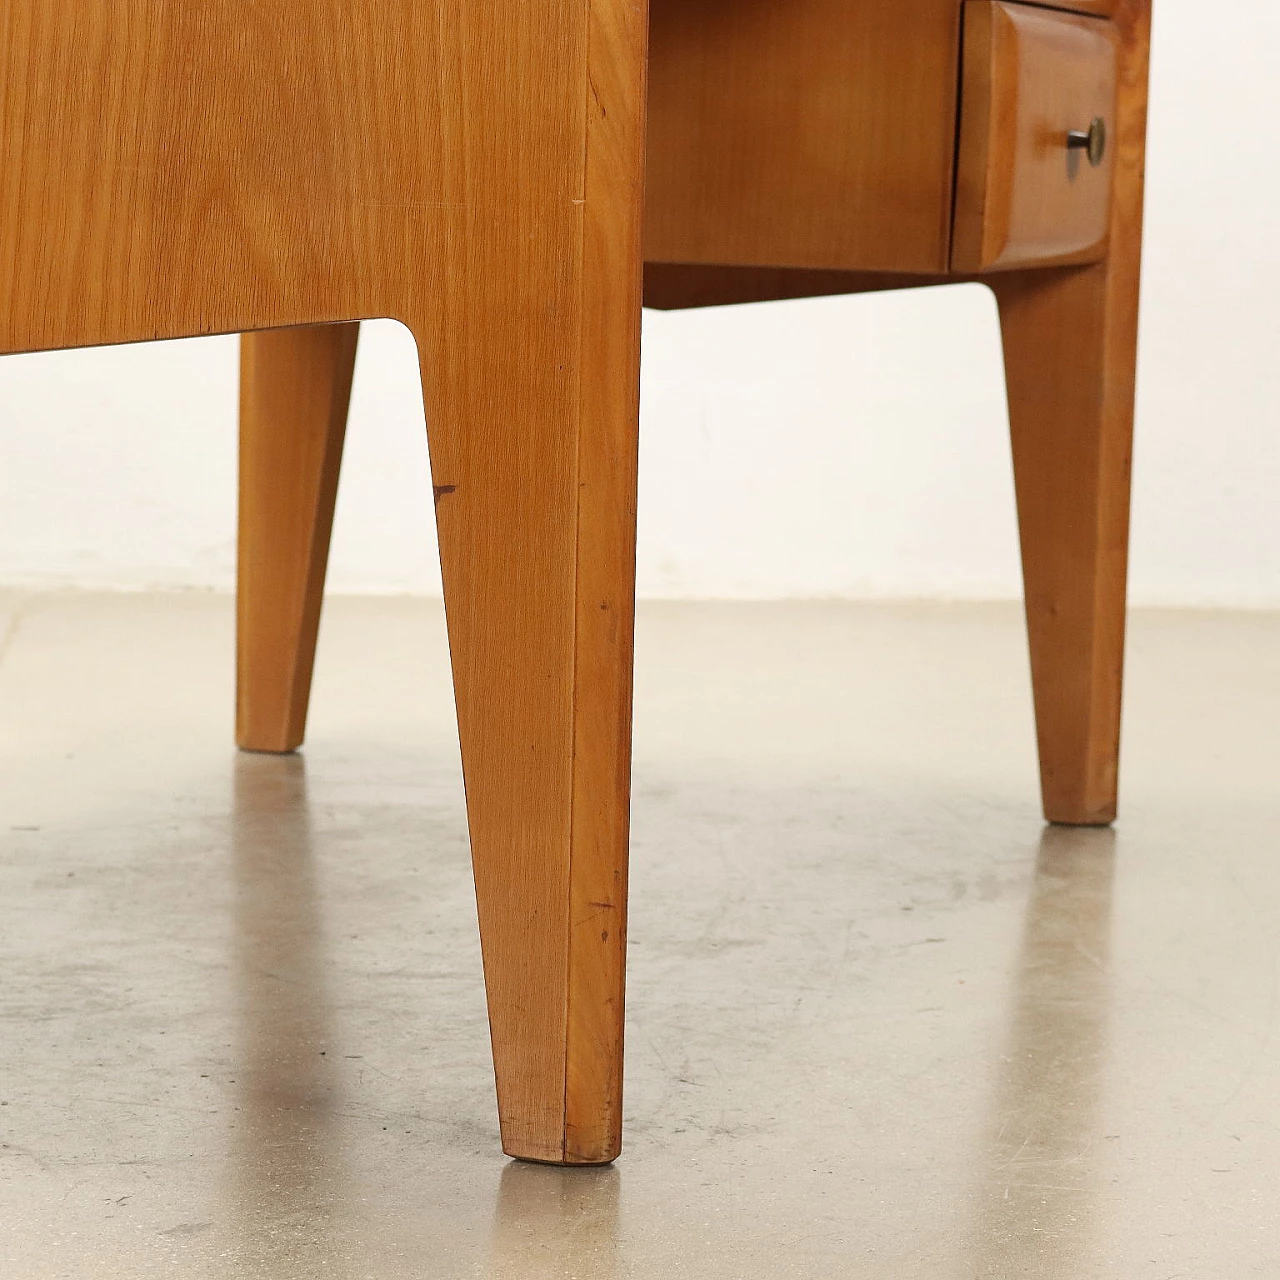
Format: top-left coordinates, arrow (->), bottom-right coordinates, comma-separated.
0,0 -> 1149,1166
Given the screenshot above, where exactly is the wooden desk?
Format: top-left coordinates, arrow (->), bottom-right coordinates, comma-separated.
0,0 -> 1149,1167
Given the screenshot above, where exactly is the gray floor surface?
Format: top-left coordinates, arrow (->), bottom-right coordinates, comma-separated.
2,592 -> 1278,1277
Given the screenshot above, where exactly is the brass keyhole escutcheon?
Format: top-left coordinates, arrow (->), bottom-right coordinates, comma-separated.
1067,117 -> 1107,168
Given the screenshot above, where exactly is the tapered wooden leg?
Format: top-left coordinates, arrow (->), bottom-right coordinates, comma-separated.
410,316 -> 639,1164
994,266 -> 1132,825
408,317 -> 639,1161
402,1 -> 644,1166
237,323 -> 359,753
990,1 -> 1149,826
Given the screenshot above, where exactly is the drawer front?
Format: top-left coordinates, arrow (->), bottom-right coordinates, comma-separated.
952,1 -> 1119,273
644,0 -> 962,274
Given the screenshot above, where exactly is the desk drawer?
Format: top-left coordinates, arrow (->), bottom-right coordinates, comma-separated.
952,1 -> 1119,273
644,0 -> 961,273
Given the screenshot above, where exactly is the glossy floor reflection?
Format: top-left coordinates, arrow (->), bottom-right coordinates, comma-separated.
973,828 -> 1114,1278
229,755 -> 347,1274
2,593 -> 1279,1278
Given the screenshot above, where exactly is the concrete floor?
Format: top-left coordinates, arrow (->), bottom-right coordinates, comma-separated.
2,592 -> 1279,1278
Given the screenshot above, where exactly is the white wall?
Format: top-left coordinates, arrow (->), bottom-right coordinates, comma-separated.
1,1 -> 1277,605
